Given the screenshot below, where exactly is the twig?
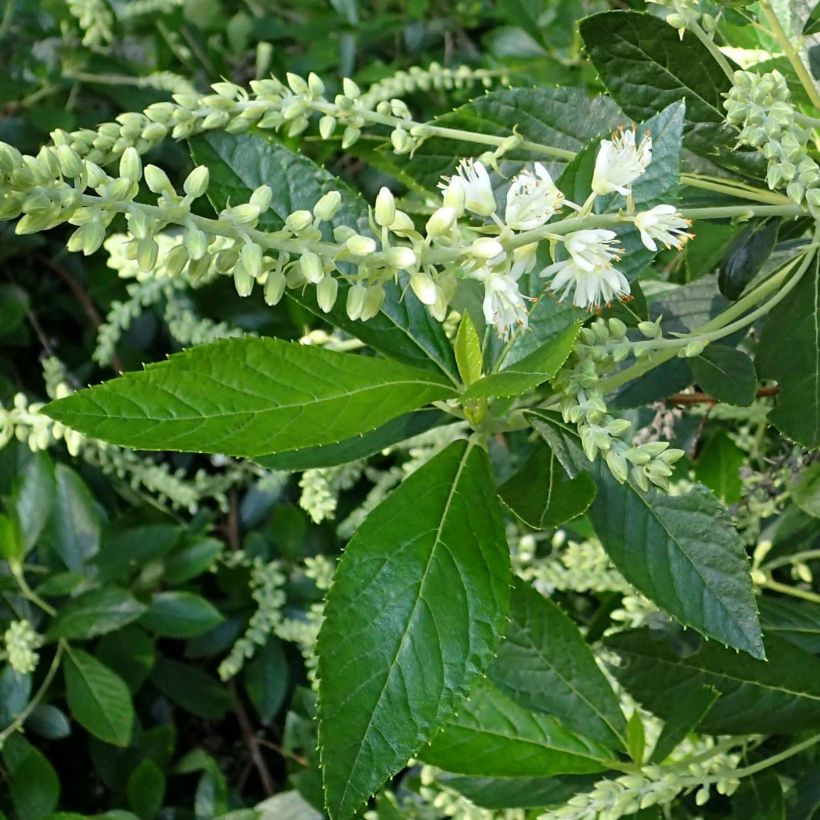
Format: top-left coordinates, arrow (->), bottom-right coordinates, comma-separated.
667,386 -> 779,406
257,737 -> 309,767
230,683 -> 275,796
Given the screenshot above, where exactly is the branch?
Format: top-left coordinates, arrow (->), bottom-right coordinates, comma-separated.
667,386 -> 779,406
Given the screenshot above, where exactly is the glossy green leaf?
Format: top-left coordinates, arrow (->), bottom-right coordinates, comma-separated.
419,679 -> 611,777
0,667 -> 31,729
245,638 -> 289,724
2,734 -> 60,820
489,580 -> 626,750
691,346 -> 756,406
757,254 -> 820,448
190,132 -> 458,380
499,442 -> 596,529
505,297 -> 585,367
27,704 -> 71,740
48,587 -> 146,640
317,440 -> 511,819
151,657 -> 232,718
254,409 -> 450,471
718,219 -> 780,300
95,626 -> 155,692
606,628 -> 820,735
695,431 -> 745,504
64,646 -> 134,747
626,711 -> 646,765
0,512 -> 23,563
142,591 -> 223,638
530,412 -> 764,658
455,313 -> 483,386
580,11 -> 764,177
13,451 -> 55,553
463,323 -> 579,399
45,337 -> 455,457
790,462 -> 820,518
127,759 -> 166,820
759,597 -> 820,654
732,772 -> 785,820
650,684 -> 718,763
164,536 -> 223,584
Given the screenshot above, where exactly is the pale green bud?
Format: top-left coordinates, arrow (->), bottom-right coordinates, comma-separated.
606,449 -> 629,483
471,237 -> 504,260
333,225 -> 356,243
384,246 -> 417,270
319,116 -> 336,139
119,147 -> 142,182
285,210 -> 314,233
361,284 -> 385,320
234,266 -> 254,297
605,418 -> 631,437
410,272 -> 439,305
679,339 -> 707,358
345,234 -> 377,256
228,204 -> 261,224
185,227 -> 209,260
425,206 -> 456,237
241,243 -> 263,279
607,317 -> 627,338
56,145 -> 83,178
289,116 -> 310,137
184,166 -> 210,199
638,320 -> 660,339
250,185 -> 273,212
286,72 -> 309,94
138,237 -> 159,273
166,244 -> 189,277
300,251 -> 324,283
374,187 -> 396,227
391,128 -> 409,153
316,276 -> 338,313
264,270 -> 287,305
341,126 -> 361,149
342,78 -> 360,99
214,250 -> 239,273
308,72 -> 325,96
346,283 -> 367,320
85,161 -> 107,189
314,191 -> 342,221
389,211 -> 415,236
144,164 -> 173,195
631,465 -> 650,492
67,221 -> 105,255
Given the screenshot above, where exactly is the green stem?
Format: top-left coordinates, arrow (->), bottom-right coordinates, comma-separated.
0,642 -> 63,748
703,733 -> 820,784
760,1 -> 820,109
680,174 -> 792,206
688,20 -> 734,81
762,549 -> 820,571
11,563 -> 56,616
762,577 -> 820,604
0,0 -> 14,42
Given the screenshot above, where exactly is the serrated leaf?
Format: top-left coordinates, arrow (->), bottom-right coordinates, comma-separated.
759,597 -> 820,654
64,646 -> 134,747
255,408 -> 451,470
695,432 -> 745,504
505,296 -> 586,367
386,87 -> 626,193
316,440 -> 511,820
756,253 -> 820,448
48,587 -> 146,640
499,441 -> 596,529
489,580 -> 626,750
580,11 -> 765,177
530,411 -> 764,658
691,346 -> 757,406
419,679 -> 611,777
141,591 -> 223,638
649,684 -> 718,763
606,628 -> 820,735
190,132 -> 458,380
463,323 -> 579,399
44,337 -> 455,457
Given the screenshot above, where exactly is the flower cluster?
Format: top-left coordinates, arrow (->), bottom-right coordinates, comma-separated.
555,317 -> 685,491
3,620 -> 43,675
66,0 -> 115,48
724,70 -> 820,215
0,389 -> 82,456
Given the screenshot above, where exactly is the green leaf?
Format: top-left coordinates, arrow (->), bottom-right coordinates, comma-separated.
13,451 -> 55,553
27,704 -> 71,740
719,219 -> 779,300
387,87 -> 625,193
733,772 -> 785,820
0,667 -> 30,729
64,646 -> 134,747
695,431 -> 745,504
759,597 -> 820,654
44,464 -> 102,570
606,628 -> 820,735
0,283 -> 29,339
0,512 -> 24,563
489,580 -> 626,750
48,587 -> 146,640
691,346 -> 757,406
127,759 -> 166,820
45,337 -> 455,457
190,132 -> 458,380
2,734 -> 60,820
463,323 -> 579,400
580,11 -> 764,177
790,462 -> 820,518
151,657 -> 232,718
164,536 -> 223,584
316,440 -> 511,819
95,625 -> 155,692
757,254 -> 820,448
141,591 -> 223,638
499,442 -> 596,529
455,313 -> 483,386
419,679 -> 611,777
505,297 -> 585,367
649,684 -> 718,763
625,711 -> 646,765
244,638 -> 289,724
254,409 -> 450,470
530,412 -> 764,658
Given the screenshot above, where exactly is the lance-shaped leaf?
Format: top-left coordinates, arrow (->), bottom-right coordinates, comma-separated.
462,323 -> 579,400
317,440 -> 511,819
190,133 -> 458,380
419,679 -> 611,777
529,411 -> 764,658
489,580 -> 627,751
606,628 -> 820,735
756,253 -> 820,448
44,337 -> 455,457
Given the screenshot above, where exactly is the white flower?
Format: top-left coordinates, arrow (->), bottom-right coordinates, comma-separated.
564,229 -> 621,271
471,267 -> 528,338
510,242 -> 538,279
441,159 -> 496,217
504,163 -> 564,230
541,230 -> 629,308
591,128 -> 653,196
634,204 -> 692,251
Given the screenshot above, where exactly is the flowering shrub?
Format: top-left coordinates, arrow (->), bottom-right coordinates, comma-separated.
0,0 -> 819,817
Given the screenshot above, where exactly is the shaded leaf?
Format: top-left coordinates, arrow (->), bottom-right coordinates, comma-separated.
650,684 -> 719,763
691,346 -> 756,406
141,591 -> 223,638
48,587 -> 146,640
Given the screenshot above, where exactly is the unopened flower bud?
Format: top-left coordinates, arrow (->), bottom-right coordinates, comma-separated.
184,166 -> 210,198
285,210 -> 313,233
314,191 -> 342,221
119,147 -> 142,182
144,164 -> 173,195
410,272 -> 439,305
316,276 -> 338,313
471,237 -> 505,260
374,187 -> 396,227
319,116 -> 336,139
264,270 -> 287,305
638,320 -> 660,339
346,283 -> 367,320
234,267 -> 254,297
241,243 -> 263,279
425,206 -> 457,237
300,251 -> 324,283
345,234 -> 377,256
384,246 -> 417,270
